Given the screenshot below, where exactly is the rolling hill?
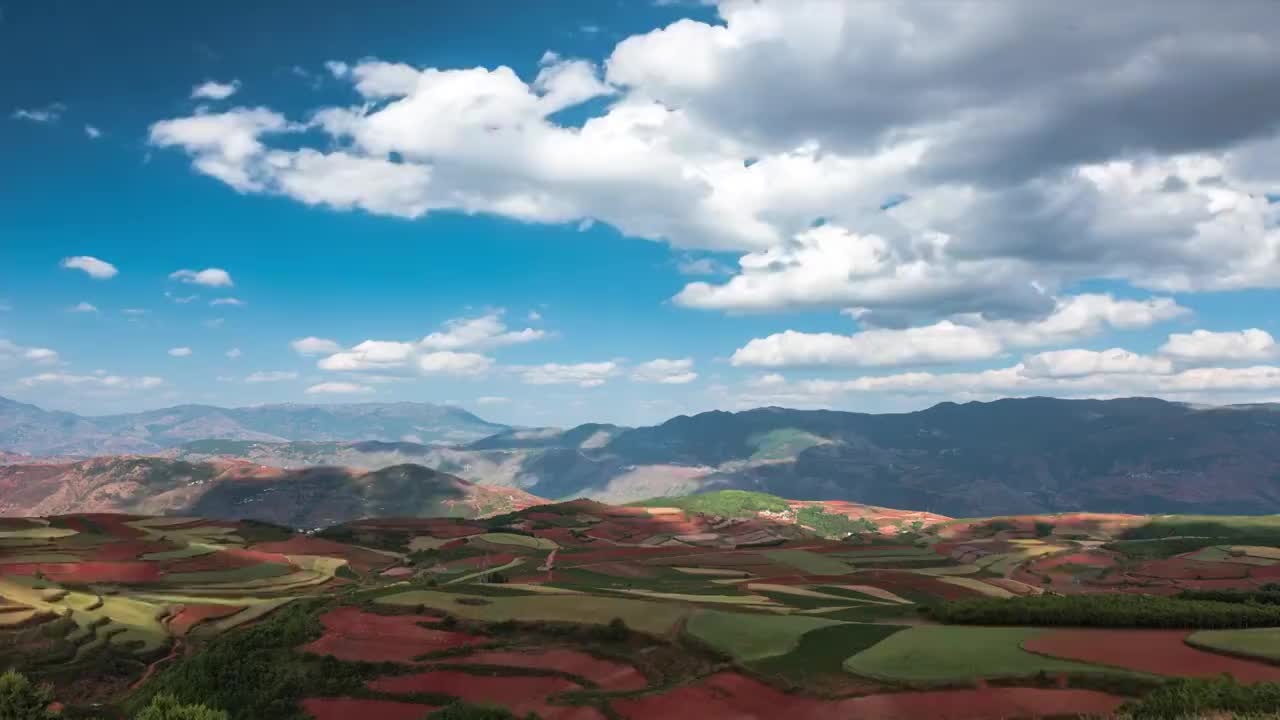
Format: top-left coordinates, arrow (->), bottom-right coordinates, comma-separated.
0,456 -> 543,528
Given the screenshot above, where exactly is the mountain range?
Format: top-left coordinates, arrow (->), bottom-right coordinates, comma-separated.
4,395 -> 1280,517
0,395 -> 507,455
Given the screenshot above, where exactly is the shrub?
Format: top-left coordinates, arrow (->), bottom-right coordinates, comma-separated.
1034,521 -> 1054,537
587,618 -> 629,643
425,701 -> 539,719
1121,676 -> 1280,718
0,671 -> 59,720
134,693 -> 228,720
926,593 -> 1280,629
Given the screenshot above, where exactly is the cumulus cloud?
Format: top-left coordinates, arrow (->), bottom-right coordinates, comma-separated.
631,357 -> 698,384
291,337 -> 343,356
732,294 -> 1186,368
60,255 -> 118,279
1159,328 -> 1278,362
305,381 -> 373,395
520,362 -> 619,387
191,80 -> 240,100
144,1 -> 1280,329
170,268 -> 233,287
245,371 -> 298,383
313,311 -> 545,377
168,347 -> 193,357
69,302 -> 99,314
1021,348 -> 1174,379
84,125 -> 102,139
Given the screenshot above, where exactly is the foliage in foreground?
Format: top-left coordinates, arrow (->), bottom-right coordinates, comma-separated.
124,602 -> 388,720
1121,676 -> 1280,718
927,593 -> 1280,629
0,671 -> 59,720
426,701 -> 539,719
134,693 -> 228,720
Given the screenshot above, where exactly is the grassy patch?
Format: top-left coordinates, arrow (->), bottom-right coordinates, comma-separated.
1119,676 -> 1280,719
1187,628 -> 1280,663
752,623 -> 906,682
628,490 -> 790,517
376,589 -> 686,636
762,549 -> 854,575
684,609 -> 843,661
842,626 -> 1121,683
161,562 -> 295,585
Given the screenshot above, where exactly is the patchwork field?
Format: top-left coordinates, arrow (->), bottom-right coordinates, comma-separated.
5,494 -> 1280,718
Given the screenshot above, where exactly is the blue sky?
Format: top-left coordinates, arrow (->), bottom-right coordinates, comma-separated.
3,0 -> 1280,427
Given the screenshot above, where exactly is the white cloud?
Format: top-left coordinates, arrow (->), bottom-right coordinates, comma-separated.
0,340 -> 60,368
324,61 -> 350,78
168,347 -> 193,357
60,255 -> 118,279
631,357 -> 698,384
225,347 -> 242,358
417,351 -> 494,376
11,103 -> 65,123
476,396 -> 510,405
520,361 -> 619,387
191,80 -> 240,101
1021,348 -> 1174,379
19,372 -> 162,390
210,297 -> 245,306
122,308 -> 148,316
204,318 -> 225,329
166,292 -> 199,304
318,340 -> 415,371
84,125 -> 102,139
170,268 -> 233,287
732,294 -> 1186,368
1159,329 -> 1278,362
69,302 -> 99,314
291,337 -> 343,356
245,371 -> 298,383
528,310 -> 542,321
418,312 -> 545,351
305,381 -> 373,395
313,311 -> 545,376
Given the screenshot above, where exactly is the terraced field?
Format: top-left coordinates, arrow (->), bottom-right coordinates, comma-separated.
5,494 -> 1280,718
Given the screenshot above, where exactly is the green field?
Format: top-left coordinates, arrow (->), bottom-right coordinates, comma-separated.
842,626 -> 1122,683
763,549 -> 855,575
376,588 -> 688,635
1187,628 -> 1280,663
685,609 -> 844,661
752,622 -> 907,681
628,490 -> 790,517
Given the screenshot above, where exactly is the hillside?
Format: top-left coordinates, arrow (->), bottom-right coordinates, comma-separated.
0,456 -> 543,528
7,500 -> 1280,718
0,397 -> 508,455
10,396 -> 1280,516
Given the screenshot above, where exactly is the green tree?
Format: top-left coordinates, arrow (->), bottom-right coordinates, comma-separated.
0,670 -> 59,719
134,693 -> 228,720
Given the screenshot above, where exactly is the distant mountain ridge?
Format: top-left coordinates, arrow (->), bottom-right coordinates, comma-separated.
0,397 -> 508,455
7,395 -> 1280,516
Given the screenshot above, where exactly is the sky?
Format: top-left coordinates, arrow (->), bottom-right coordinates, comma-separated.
2,0 -> 1280,428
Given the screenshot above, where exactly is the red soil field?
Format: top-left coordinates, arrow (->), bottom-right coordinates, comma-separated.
87,540 -> 176,562
302,607 -> 478,663
612,672 -> 1124,720
368,670 -> 603,719
557,547 -> 688,564
1035,552 -> 1117,571
2,561 -> 161,584
167,604 -> 244,636
162,548 -> 290,573
1025,629 -> 1280,682
250,537 -> 393,572
532,528 -> 587,545
449,649 -> 646,691
56,514 -> 147,539
380,567 -> 415,578
302,697 -> 439,720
